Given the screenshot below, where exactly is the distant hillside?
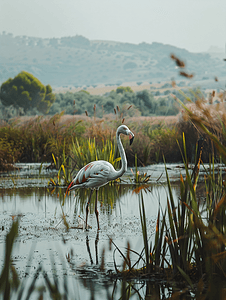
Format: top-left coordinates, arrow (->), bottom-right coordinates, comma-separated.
0,32 -> 225,87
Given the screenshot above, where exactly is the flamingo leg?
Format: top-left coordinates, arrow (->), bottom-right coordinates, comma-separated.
95,189 -> 100,230
85,189 -> 94,230
95,230 -> 99,264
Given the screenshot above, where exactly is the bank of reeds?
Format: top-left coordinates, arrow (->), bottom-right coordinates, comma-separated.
109,96 -> 226,298
2,88 -> 226,173
0,109 -> 200,172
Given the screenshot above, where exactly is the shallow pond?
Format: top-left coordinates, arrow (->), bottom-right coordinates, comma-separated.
0,163 -> 222,299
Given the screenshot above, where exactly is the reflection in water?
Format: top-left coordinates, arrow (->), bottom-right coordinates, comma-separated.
86,231 -> 99,265
0,182 -> 182,299
73,183 -> 130,214
70,183 -> 132,229
77,271 -> 194,299
74,217 -> 194,300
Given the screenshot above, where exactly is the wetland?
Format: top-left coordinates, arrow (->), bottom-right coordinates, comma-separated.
0,163 -> 191,299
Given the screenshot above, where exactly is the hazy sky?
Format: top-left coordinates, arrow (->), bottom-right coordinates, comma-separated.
1,0 -> 225,53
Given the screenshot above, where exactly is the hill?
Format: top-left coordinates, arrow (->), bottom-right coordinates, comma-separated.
0,32 -> 225,88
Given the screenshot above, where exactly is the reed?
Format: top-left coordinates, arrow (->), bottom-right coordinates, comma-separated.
130,153 -> 151,184
118,93 -> 226,296
0,219 -> 78,299
70,136 -> 121,171
0,112 -> 185,171
107,89 -> 226,297
0,218 -> 19,299
110,138 -> 226,299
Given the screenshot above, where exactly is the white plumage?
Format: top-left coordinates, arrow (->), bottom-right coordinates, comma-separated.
67,125 -> 134,230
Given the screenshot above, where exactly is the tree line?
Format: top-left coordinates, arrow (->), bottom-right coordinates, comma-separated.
49,88 -> 180,118
0,71 -> 192,119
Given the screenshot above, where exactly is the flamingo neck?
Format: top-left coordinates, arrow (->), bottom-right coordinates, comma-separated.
117,129 -> 127,174
109,129 -> 127,181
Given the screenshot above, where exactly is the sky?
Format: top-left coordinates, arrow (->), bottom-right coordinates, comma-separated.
1,0 -> 226,53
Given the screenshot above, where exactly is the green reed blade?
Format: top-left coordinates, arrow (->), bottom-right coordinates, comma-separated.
24,265 -> 42,300
177,265 -> 194,289
110,238 -> 131,271
139,190 -> 150,273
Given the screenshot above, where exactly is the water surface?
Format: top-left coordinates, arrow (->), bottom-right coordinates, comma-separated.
1,162 -> 214,299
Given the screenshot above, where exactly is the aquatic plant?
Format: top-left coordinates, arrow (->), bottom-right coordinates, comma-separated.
0,112 -> 182,171
0,218 -> 19,298
109,127 -> 226,298
48,151 -> 72,187
70,136 -> 121,171
0,219 -> 78,299
130,153 -> 151,184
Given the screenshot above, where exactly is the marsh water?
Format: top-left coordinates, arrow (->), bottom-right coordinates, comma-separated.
0,163 -> 223,299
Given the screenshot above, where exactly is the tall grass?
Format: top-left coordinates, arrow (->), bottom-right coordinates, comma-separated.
0,112 -> 184,171
70,137 -> 121,171
114,92 -> 226,297
6,97 -> 224,172
0,218 -> 19,298
110,138 -> 226,298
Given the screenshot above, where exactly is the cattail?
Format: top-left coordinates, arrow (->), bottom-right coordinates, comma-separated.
179,71 -> 194,78
85,110 -> 88,116
94,104 -> 96,111
114,108 -> 117,114
73,100 -> 75,105
122,118 -> 125,123
116,105 -> 120,112
170,54 -> 185,68
127,105 -> 132,110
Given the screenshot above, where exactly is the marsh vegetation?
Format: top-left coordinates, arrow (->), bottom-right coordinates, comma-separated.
1,55 -> 226,299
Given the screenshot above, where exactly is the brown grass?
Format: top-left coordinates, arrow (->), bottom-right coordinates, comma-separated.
2,97 -> 226,170
12,114 -> 179,128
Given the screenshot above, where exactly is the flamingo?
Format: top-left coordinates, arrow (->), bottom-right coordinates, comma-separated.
67,125 -> 134,230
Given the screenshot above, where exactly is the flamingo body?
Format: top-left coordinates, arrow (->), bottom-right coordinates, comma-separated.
68,125 -> 134,230
68,160 -> 116,190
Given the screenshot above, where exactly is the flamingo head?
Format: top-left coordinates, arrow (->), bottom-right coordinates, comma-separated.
117,125 -> 134,145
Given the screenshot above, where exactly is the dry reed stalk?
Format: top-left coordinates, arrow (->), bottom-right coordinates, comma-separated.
179,71 -> 194,78
170,54 -> 186,68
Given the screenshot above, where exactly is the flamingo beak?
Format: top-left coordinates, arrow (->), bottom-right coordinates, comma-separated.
65,181 -> 73,198
129,134 -> 134,145
68,181 -> 74,191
